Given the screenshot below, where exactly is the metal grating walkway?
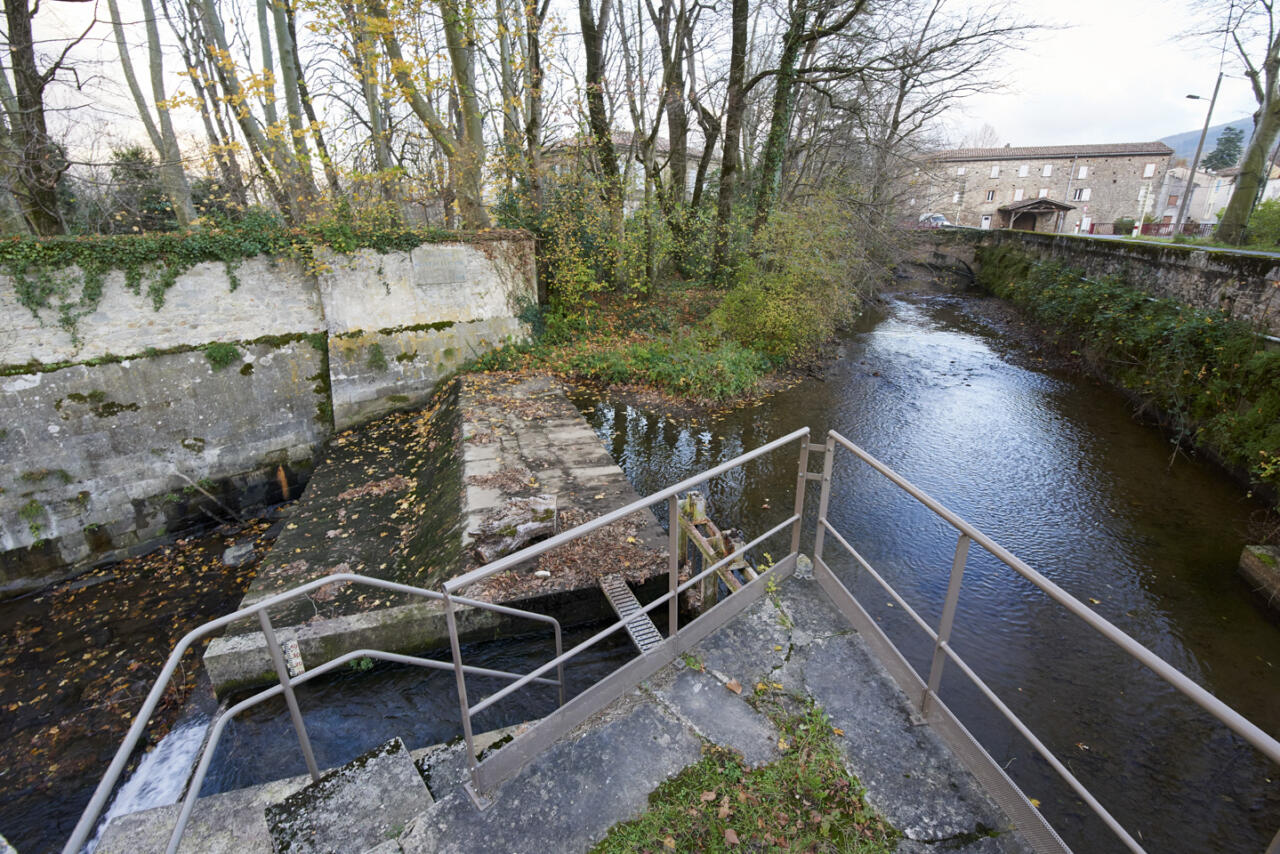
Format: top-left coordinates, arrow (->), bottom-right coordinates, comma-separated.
599,573 -> 663,654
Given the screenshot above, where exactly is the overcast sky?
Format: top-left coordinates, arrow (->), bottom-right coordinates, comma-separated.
945,0 -> 1260,147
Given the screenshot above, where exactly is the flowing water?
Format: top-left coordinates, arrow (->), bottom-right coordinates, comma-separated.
569,290 -> 1280,854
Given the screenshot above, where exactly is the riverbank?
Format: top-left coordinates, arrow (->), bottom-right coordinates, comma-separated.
471,279 -> 850,407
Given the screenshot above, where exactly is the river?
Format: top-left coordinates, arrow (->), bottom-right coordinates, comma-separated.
569,289 -> 1280,854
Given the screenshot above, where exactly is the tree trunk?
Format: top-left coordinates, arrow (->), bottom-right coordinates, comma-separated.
1219,104 -> 1280,244
580,0 -> 622,219
439,0 -> 490,228
751,6 -> 806,232
3,0 -> 65,234
524,0 -> 548,214
713,0 -> 749,280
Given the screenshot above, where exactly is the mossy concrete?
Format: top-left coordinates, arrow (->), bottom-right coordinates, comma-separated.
1239,545 -> 1280,609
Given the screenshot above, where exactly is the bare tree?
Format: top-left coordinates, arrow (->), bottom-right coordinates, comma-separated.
1,0 -> 94,234
106,0 -> 197,225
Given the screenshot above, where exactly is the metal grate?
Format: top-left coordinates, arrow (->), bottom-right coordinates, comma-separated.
599,573 -> 663,654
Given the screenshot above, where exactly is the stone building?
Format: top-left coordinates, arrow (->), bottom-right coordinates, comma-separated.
912,142 -> 1174,232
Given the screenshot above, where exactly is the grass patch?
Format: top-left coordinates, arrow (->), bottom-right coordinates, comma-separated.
592,698 -> 898,853
471,281 -> 772,403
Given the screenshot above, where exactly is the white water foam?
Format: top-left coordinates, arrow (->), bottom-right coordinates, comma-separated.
83,715 -> 210,853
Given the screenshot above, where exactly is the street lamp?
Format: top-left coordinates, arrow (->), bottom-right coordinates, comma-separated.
1173,72 -> 1223,236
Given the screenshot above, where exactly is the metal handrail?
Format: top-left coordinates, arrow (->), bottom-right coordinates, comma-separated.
441,427 -> 812,791
64,572 -> 565,854
816,429 -> 1280,853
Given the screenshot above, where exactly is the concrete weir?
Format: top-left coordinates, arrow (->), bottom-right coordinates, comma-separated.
202,373 -> 667,695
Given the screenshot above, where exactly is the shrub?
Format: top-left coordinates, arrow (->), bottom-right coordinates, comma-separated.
1247,198 -> 1280,247
713,193 -> 869,362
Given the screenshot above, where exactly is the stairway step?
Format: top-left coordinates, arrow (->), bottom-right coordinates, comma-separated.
264,738 -> 431,854
599,573 -> 663,654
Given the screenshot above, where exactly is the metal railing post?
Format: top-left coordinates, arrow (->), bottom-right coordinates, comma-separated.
790,438 -> 810,558
668,496 -> 680,640
921,532 -> 971,718
812,435 -> 836,563
442,590 -> 478,777
257,610 -> 320,781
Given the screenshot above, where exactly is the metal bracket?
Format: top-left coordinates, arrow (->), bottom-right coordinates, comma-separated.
464,780 -> 496,811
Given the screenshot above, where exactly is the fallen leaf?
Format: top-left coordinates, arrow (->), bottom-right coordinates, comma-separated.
663,836 -> 676,850
718,794 -> 731,819
831,726 -> 845,737
701,790 -> 717,802
725,679 -> 742,694
1029,798 -> 1042,808
724,828 -> 739,846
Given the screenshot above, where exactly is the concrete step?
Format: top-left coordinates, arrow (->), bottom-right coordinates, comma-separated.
265,738 -> 432,854
598,573 -> 663,653
94,727 -> 520,854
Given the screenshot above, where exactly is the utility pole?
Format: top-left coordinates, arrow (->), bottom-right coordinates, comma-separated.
1174,71 -> 1223,236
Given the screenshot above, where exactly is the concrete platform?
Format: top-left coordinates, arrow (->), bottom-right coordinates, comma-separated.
114,573 -> 1033,853
203,374 -> 668,694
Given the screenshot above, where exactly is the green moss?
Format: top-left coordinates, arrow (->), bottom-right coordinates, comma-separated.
55,390 -> 137,418
1256,549 -> 1278,567
18,498 -> 43,538
240,362 -> 255,376
181,437 -> 206,452
395,351 -> 418,363
19,469 -> 72,484
387,394 -> 410,403
203,341 -> 241,370
367,342 -> 389,372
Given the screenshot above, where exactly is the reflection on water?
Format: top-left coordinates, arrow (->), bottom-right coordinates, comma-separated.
571,293 -> 1280,854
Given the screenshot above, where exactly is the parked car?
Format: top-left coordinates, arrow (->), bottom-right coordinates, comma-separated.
918,213 -> 952,228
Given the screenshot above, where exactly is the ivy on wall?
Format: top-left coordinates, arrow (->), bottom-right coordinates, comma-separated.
0,211 -> 496,341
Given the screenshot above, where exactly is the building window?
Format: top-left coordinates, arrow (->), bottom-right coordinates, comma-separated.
1038,188 -> 1049,198
1143,163 -> 1156,178
957,167 -> 966,176
989,165 -> 1000,178
1013,188 -> 1024,201
1042,164 -> 1053,177
985,190 -> 995,201
1168,194 -> 1178,206
1078,166 -> 1088,179
1071,188 -> 1092,201
953,191 -> 961,203
1018,164 -> 1028,177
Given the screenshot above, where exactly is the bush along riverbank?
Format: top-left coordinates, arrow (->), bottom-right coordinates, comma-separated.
975,243 -> 1280,517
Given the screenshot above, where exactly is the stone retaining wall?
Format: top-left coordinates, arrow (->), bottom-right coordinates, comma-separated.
913,228 -> 1280,335
0,234 -> 535,596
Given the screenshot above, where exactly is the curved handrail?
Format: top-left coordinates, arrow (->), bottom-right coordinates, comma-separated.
64,572 -> 564,854
164,646 -> 561,854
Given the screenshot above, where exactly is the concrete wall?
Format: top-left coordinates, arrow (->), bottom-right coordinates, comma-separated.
914,229 -> 1280,336
0,233 -> 535,595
